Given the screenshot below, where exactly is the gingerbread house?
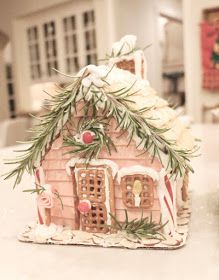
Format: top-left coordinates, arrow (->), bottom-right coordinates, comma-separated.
7,35 -> 196,249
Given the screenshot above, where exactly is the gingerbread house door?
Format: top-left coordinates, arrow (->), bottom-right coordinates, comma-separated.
73,166 -> 113,233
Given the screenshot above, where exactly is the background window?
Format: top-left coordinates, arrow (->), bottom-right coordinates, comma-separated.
27,26 -> 42,80
83,10 -> 97,65
5,64 -> 16,118
43,21 -> 58,76
63,15 -> 80,73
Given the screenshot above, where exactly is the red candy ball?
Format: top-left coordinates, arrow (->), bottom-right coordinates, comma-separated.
82,131 -> 94,144
78,200 -> 91,214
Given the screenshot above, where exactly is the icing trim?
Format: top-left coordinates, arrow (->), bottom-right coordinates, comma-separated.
117,165 -> 159,183
66,158 -> 119,178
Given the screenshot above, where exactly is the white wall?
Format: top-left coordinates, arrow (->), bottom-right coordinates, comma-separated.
111,0 -> 182,93
112,0 -> 161,92
159,0 -> 182,20
183,0 -> 219,122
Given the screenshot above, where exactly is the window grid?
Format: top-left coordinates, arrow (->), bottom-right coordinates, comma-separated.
77,169 -> 108,233
5,64 -> 16,118
63,15 -> 80,73
121,175 -> 154,209
82,10 -> 97,65
27,26 -> 41,80
43,21 -> 58,77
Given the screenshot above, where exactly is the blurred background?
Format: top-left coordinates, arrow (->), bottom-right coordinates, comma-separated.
0,0 -> 219,147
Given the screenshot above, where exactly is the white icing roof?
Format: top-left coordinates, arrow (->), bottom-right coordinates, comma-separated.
102,66 -> 195,151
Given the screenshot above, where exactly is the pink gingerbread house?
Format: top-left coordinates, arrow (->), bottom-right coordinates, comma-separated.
7,35 -> 196,249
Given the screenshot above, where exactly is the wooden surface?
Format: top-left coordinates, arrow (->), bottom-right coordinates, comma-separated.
0,124 -> 219,280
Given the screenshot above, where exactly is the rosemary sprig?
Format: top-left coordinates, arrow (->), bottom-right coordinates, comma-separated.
63,118 -> 117,162
86,83 -> 198,177
5,66 -> 197,187
99,44 -> 151,62
109,210 -> 167,240
4,75 -> 83,187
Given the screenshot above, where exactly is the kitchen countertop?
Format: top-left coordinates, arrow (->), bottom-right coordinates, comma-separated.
0,124 -> 219,280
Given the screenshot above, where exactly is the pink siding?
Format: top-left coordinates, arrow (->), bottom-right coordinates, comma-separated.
40,116 -> 163,229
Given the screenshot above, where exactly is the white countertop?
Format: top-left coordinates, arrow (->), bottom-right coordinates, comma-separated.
0,124 -> 219,280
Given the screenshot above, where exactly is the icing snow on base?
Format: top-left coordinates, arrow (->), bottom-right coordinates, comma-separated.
28,223 -> 63,243
117,165 -> 159,183
66,158 -> 119,178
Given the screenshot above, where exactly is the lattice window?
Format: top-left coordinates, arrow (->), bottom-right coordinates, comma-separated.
43,21 -> 58,76
82,10 -> 97,65
80,203 -> 108,233
63,15 -> 80,73
77,169 -> 106,202
121,175 -> 154,209
77,168 -> 108,233
27,26 -> 41,80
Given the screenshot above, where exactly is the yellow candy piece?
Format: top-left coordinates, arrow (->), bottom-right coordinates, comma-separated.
132,180 -> 142,195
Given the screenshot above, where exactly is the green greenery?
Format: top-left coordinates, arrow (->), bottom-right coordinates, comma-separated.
86,82 -> 198,177
63,118 -> 117,162
109,210 -> 167,240
5,66 -> 198,187
4,74 -> 85,187
100,43 -> 151,62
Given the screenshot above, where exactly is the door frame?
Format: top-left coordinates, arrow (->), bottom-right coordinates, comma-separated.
71,163 -> 115,232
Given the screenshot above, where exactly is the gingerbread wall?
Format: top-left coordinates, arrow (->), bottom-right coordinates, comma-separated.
40,114 -> 162,229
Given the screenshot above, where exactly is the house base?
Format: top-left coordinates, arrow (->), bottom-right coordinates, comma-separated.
18,197 -> 191,250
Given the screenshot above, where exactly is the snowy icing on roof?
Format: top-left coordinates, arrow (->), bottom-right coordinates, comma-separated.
80,64 -> 194,151
111,35 -> 137,56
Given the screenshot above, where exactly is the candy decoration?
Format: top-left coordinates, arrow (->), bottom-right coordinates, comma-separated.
78,200 -> 91,214
82,131 -> 95,144
133,180 -> 142,207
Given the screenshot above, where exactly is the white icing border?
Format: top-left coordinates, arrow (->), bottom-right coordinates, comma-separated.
117,165 -> 159,183
66,158 -> 119,178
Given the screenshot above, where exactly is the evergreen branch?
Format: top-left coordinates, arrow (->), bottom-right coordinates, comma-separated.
4,76 -> 83,187
63,118 -> 117,162
109,210 -> 167,240
87,84 -> 197,177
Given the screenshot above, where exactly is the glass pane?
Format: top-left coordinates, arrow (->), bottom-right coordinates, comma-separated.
83,12 -> 88,27
7,83 -> 14,96
74,57 -> 79,71
71,16 -> 76,30
72,34 -> 77,53
63,18 -> 67,32
9,99 -> 15,112
85,31 -> 90,51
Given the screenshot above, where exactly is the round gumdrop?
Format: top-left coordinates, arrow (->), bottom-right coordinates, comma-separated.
82,131 -> 94,144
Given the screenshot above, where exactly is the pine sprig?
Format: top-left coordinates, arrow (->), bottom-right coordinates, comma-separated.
4,75 -> 84,187
63,118 -> 117,162
109,210 -> 167,240
85,83 -> 198,177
